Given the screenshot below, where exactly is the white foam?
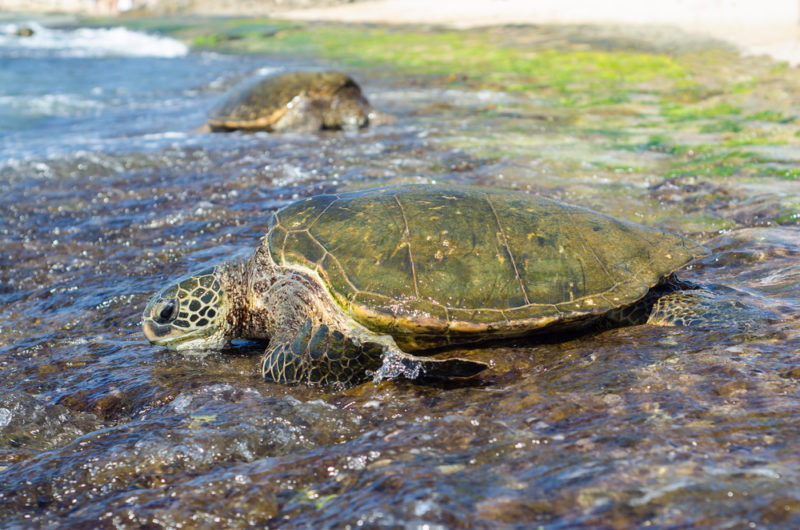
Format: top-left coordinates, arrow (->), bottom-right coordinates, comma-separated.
0,21 -> 188,58
0,93 -> 103,116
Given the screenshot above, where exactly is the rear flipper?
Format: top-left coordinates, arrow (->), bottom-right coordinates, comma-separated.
261,318 -> 486,387
374,352 -> 487,383
647,288 -> 780,333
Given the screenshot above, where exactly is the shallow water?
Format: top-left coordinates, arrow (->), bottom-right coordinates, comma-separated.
0,20 -> 799,527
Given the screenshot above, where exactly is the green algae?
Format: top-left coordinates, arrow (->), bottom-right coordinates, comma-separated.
174,21 -> 689,108
700,120 -> 743,133
723,135 -> 787,148
765,167 -> 800,180
102,17 -> 800,227
196,24 -> 686,83
748,110 -> 796,123
775,211 -> 800,224
662,102 -> 743,122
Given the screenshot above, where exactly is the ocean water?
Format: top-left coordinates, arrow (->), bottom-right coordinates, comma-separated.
1,19 -> 799,528
0,20 -> 278,160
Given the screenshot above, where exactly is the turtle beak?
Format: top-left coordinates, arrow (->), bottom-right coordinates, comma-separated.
142,318 -> 171,343
142,296 -> 178,346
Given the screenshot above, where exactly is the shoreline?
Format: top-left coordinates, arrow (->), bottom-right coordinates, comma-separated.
3,1 -> 800,64
277,0 -> 800,65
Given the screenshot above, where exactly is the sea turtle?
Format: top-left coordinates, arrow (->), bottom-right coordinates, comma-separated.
207,71 -> 383,133
143,184 -> 710,387
14,27 -> 35,37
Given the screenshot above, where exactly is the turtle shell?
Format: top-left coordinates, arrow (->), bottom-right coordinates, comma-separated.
265,185 -> 707,347
207,71 -> 367,131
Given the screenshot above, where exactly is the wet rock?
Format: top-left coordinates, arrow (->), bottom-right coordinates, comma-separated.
0,385 -> 363,523
0,391 -> 96,463
475,495 -> 555,523
779,366 -> 800,380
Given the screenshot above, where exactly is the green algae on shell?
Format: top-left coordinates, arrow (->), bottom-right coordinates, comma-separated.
207,71 -> 377,132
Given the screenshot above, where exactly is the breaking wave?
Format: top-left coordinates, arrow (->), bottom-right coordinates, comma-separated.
0,21 -> 188,58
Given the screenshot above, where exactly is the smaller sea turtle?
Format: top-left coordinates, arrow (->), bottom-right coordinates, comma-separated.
208,71 -> 385,133
143,185 -> 736,387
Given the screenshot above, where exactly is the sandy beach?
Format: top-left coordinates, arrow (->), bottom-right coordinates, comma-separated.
3,0 -> 800,63
276,0 -> 800,64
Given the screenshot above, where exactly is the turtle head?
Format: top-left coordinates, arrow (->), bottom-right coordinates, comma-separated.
142,267 -> 230,351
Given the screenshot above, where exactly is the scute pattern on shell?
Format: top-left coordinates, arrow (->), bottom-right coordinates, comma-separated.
207,71 -> 367,131
265,185 -> 707,342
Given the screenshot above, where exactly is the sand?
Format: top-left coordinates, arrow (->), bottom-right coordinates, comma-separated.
3,0 -> 800,64
276,0 -> 800,64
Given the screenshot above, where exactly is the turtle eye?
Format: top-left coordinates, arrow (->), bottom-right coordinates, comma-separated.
155,299 -> 177,324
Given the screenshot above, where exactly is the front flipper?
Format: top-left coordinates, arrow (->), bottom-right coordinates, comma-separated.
261,318 -> 384,386
260,318 -> 487,387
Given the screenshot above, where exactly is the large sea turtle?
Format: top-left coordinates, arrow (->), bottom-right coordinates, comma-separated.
207,71 -> 383,133
143,185 -> 712,387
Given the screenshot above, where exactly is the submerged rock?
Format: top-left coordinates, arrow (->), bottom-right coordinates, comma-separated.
0,391 -> 97,463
